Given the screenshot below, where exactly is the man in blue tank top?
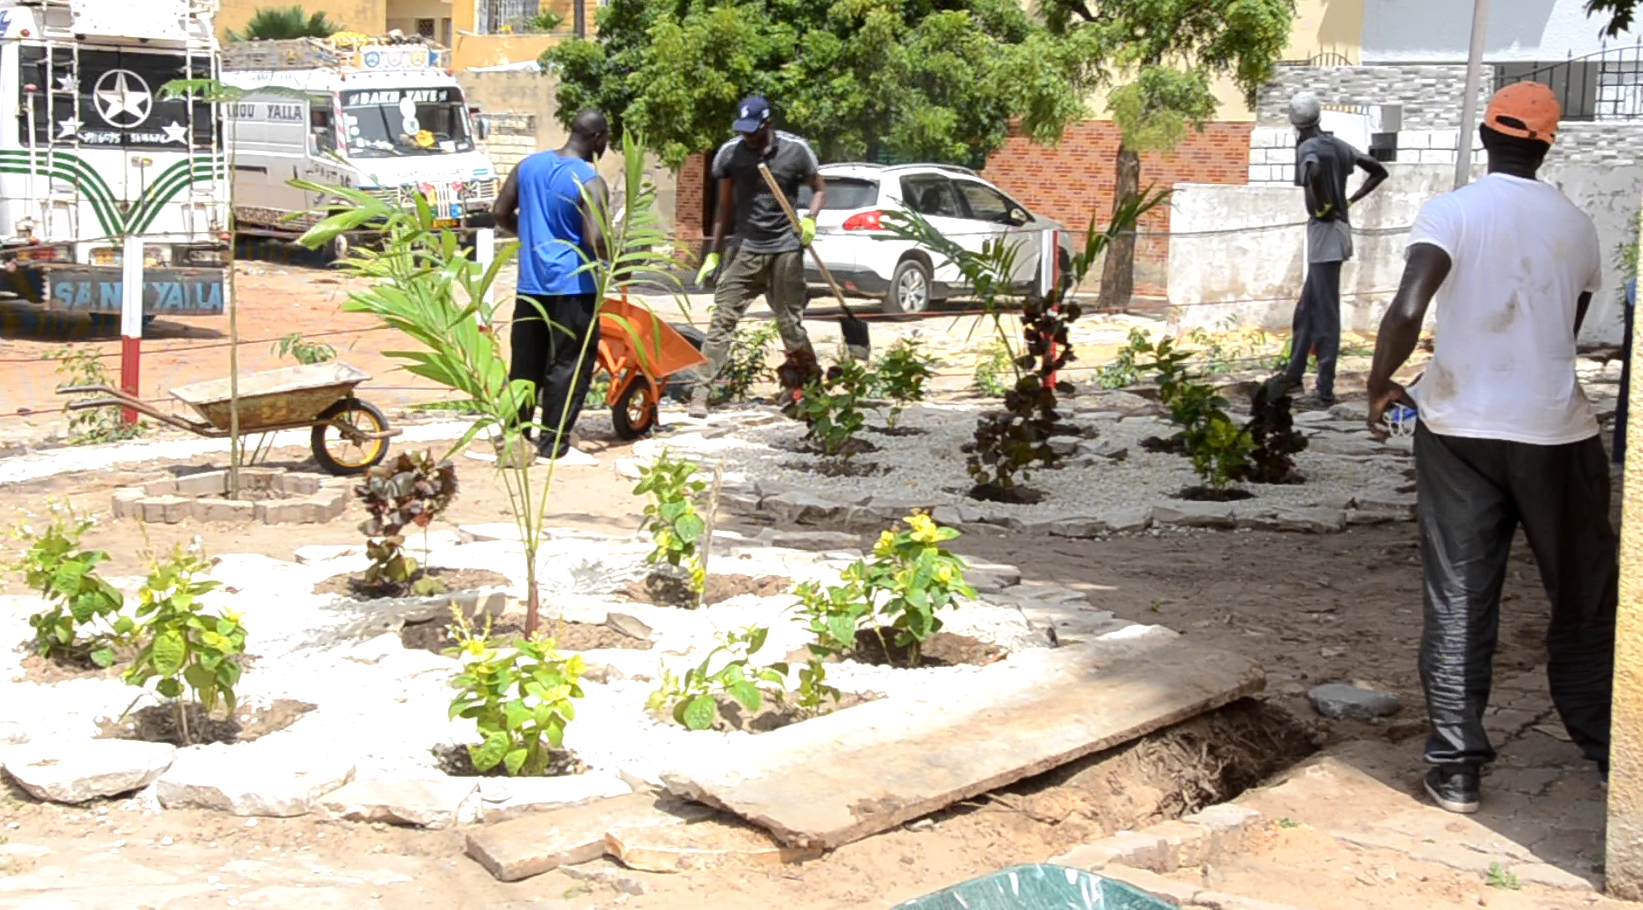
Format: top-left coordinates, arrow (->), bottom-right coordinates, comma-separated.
493,109 -> 610,460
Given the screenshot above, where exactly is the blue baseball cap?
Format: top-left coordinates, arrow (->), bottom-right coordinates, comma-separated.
732,96 -> 772,134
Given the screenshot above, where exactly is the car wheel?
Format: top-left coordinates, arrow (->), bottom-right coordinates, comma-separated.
884,258 -> 932,315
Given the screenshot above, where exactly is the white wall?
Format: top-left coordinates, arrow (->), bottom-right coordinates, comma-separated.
1362,0 -> 1640,62
1167,159 -> 1639,345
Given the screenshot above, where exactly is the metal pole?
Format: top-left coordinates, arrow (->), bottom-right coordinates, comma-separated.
119,237 -> 143,426
1454,0 -> 1492,189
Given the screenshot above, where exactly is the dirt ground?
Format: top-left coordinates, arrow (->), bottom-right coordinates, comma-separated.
0,257 -> 1606,908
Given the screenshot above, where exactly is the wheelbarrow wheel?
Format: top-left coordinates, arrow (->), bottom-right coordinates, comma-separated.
311,398 -> 390,476
611,376 -> 658,440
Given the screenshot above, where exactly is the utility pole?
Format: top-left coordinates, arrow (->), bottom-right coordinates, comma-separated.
1453,0 -> 1491,189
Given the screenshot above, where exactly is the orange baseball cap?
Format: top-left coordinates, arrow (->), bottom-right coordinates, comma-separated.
1483,82 -> 1560,145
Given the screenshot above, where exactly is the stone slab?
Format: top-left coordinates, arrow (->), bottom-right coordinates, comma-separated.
474,773 -> 635,823
1,739 -> 175,803
1153,501 -> 1237,529
155,747 -> 355,817
660,636 -> 1264,850
465,792 -> 715,882
605,818 -> 823,872
317,777 -> 479,830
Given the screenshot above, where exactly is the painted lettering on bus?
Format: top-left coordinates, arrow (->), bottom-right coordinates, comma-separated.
50,280 -> 225,312
343,89 -> 453,106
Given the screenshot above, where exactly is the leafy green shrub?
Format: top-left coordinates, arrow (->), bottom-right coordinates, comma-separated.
354,451 -> 459,596
10,504 -> 123,665
1092,328 -> 1150,389
970,340 -> 1014,397
583,374 -> 611,412
713,319 -> 779,404
272,333 -> 337,365
870,338 -> 936,429
792,511 -> 974,667
1240,382 -> 1309,484
447,609 -> 585,776
795,358 -> 874,458
634,450 -> 708,604
121,543 -> 244,744
49,348 -> 144,445
1137,336 -> 1255,493
647,625 -> 790,731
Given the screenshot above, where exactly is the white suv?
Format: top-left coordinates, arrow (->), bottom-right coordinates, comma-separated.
796,163 -> 1076,315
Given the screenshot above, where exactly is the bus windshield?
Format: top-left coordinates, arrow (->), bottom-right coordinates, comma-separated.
340,86 -> 473,158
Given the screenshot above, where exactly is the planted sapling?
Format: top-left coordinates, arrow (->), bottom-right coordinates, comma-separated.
634,450 -> 708,606
646,625 -> 789,731
446,608 -> 586,776
120,541 -> 245,745
10,503 -> 123,666
871,338 -> 936,430
794,358 -> 874,459
354,450 -> 459,596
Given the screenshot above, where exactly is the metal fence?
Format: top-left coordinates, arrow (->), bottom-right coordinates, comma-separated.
1496,41 -> 1643,121
474,0 -> 536,34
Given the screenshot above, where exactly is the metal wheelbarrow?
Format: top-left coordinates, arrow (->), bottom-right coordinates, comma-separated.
59,362 -> 400,476
891,864 -> 1175,910
596,293 -> 707,440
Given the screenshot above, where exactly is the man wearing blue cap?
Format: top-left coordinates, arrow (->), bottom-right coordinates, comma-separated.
689,96 -> 826,418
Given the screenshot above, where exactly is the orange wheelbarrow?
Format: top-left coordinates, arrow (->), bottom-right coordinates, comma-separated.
597,294 -> 707,439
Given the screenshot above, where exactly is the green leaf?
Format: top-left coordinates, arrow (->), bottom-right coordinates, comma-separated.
89,646 -> 114,668
727,681 -> 762,712
503,747 -> 529,777
156,678 -> 182,699
151,630 -> 187,676
674,513 -> 705,544
470,731 -> 510,772
681,694 -> 717,731
183,662 -> 214,693
827,614 -> 858,649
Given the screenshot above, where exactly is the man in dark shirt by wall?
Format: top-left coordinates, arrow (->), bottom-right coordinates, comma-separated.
1269,92 -> 1388,409
690,96 -> 827,419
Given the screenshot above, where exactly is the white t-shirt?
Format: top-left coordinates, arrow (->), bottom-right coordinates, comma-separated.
1405,173 -> 1602,445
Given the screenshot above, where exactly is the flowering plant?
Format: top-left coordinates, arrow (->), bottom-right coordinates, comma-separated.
792,511 -> 973,667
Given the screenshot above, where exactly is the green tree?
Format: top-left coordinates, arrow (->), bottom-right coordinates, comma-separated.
1587,0 -> 1640,35
1040,0 -> 1294,309
542,0 -> 1086,168
226,5 -> 341,42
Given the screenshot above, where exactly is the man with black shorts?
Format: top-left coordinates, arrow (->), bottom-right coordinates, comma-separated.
1366,82 -> 1616,814
689,96 -> 825,418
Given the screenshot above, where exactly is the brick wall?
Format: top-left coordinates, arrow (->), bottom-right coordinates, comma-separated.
478,113 -> 539,175
676,153 -> 708,264
980,121 -> 1255,297
671,121 -> 1255,295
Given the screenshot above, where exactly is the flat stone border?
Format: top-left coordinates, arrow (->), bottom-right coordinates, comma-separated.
712,479 -> 1417,536
111,467 -> 349,524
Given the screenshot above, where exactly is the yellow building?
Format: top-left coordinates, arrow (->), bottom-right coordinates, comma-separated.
213,0 -> 598,71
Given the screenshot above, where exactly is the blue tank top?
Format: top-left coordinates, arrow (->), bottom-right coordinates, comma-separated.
514,151 -> 597,297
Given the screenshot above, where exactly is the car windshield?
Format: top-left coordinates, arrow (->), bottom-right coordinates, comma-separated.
798,177 -> 879,210
341,86 -> 473,158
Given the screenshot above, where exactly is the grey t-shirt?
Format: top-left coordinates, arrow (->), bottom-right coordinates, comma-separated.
711,131 -> 820,255
1296,134 -> 1360,263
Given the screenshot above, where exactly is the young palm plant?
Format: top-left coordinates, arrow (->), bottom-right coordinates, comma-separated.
880,189 -> 1170,500
296,133 -> 684,635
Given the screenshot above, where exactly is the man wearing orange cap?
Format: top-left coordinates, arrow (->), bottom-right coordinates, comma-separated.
1366,82 -> 1615,815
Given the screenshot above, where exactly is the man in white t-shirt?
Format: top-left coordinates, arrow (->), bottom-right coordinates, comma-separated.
1365,82 -> 1616,815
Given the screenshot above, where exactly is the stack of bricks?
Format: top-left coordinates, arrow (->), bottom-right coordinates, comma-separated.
111,468 -> 351,525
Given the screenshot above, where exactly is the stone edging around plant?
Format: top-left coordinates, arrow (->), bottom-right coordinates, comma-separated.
710,479 -> 1418,536
111,468 -> 350,525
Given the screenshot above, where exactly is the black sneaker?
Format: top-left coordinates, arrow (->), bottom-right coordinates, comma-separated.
1424,766 -> 1481,814
1292,394 -> 1338,412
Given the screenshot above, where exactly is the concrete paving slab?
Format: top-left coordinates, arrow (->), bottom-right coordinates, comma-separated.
660,636 -> 1263,849
465,792 -> 715,882
604,818 -> 823,872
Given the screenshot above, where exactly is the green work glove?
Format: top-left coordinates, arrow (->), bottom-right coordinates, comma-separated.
695,252 -> 721,288
799,216 -> 816,247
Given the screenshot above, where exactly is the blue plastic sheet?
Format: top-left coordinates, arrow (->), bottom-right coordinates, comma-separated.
891,864 -> 1176,910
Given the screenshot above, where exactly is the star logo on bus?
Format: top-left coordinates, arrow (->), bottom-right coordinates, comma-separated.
92,69 -> 152,128
160,121 -> 187,144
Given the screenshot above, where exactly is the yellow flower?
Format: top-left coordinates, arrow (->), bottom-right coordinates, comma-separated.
905,513 -> 939,544
934,564 -> 953,584
463,639 -> 487,658
874,530 -> 895,555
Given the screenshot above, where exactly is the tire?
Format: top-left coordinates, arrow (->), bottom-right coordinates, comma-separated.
883,257 -> 932,315
611,375 -> 658,440
662,324 -> 706,403
311,398 -> 390,475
